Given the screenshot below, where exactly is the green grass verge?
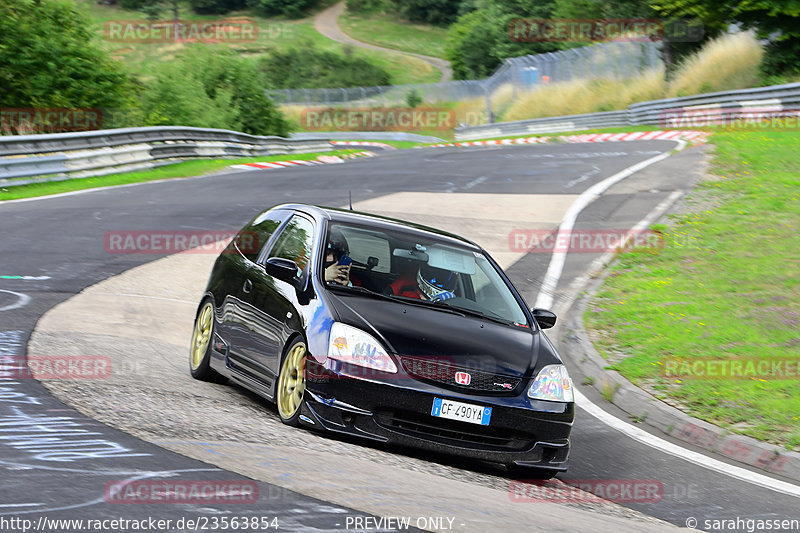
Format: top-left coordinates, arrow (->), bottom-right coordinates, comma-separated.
584,130 -> 800,450
338,11 -> 449,59
0,150 -> 363,202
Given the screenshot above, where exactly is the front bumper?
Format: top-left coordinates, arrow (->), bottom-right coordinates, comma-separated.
301,359 -> 573,470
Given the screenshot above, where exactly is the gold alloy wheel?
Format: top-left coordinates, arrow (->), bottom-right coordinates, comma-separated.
190,303 -> 213,370
277,342 -> 307,420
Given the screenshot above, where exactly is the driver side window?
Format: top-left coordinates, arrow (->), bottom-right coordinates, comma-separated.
265,215 -> 315,279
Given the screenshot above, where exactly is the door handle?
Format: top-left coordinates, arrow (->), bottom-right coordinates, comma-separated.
242,279 -> 253,293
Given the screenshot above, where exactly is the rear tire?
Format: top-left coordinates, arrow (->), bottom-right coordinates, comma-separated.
276,338 -> 307,427
189,300 -> 225,383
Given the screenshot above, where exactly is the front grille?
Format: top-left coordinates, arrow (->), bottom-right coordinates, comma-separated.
375,409 -> 533,451
399,356 -> 522,393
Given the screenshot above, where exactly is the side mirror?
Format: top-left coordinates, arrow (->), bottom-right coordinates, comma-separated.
531,308 -> 557,329
264,257 -> 299,283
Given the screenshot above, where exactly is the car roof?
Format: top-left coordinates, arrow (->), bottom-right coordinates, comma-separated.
270,203 -> 481,250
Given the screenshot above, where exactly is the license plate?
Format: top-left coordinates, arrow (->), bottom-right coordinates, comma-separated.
431,398 -> 491,426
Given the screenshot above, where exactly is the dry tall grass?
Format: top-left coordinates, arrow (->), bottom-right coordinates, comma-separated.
501,31 -> 765,121
668,31 -> 764,97
503,68 -> 666,122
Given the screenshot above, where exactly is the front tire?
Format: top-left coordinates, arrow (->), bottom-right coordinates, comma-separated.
189,300 -> 224,383
276,338 -> 307,426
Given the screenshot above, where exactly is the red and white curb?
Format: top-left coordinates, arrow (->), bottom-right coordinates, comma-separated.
560,130 -> 710,143
331,141 -> 396,149
422,130 -> 710,148
229,151 -> 375,171
426,137 -> 550,147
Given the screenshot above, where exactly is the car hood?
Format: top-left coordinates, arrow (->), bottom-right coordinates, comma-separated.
327,292 -> 542,378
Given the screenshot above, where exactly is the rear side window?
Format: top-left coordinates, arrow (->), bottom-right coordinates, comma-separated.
266,215 -> 315,277
237,210 -> 289,262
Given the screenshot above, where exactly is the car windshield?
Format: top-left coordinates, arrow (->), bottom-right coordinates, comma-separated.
321,221 -> 529,326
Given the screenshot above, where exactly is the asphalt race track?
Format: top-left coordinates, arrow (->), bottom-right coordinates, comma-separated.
1,141 -> 798,532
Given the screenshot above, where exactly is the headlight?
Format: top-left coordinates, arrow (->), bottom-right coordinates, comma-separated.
328,322 -> 397,374
527,364 -> 573,402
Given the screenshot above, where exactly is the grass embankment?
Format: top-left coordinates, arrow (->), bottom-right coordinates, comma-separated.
0,150 -> 367,202
585,130 -> 800,449
75,0 -> 438,85
338,10 -> 449,59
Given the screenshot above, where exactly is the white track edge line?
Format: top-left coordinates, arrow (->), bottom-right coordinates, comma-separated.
534,139 -> 686,309
576,390 -> 800,498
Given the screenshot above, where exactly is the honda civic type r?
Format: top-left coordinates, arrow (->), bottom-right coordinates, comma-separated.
189,204 -> 574,477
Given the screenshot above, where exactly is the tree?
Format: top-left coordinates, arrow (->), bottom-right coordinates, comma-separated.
653,0 -> 800,75
0,0 -> 135,131
446,0 -> 561,80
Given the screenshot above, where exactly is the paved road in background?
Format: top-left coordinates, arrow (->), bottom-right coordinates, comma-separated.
314,2 -> 453,82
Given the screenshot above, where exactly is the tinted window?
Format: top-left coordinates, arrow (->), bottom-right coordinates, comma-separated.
267,215 -> 315,278
238,210 -> 289,262
324,222 -> 529,326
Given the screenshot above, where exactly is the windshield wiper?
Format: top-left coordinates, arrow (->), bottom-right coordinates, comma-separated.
327,285 -> 467,317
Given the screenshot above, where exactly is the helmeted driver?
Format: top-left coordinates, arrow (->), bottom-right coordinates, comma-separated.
390,264 -> 457,301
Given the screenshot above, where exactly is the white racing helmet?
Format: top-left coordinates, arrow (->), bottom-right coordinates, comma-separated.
417,264 -> 457,301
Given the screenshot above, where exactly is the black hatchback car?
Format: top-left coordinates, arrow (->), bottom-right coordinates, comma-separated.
190,204 -> 574,477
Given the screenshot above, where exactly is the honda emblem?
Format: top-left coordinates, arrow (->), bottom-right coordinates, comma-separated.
455,371 -> 472,385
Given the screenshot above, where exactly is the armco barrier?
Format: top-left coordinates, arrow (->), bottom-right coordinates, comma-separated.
0,126 -> 334,187
455,81 -> 800,140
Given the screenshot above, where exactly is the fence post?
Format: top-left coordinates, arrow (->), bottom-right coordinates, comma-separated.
484,83 -> 493,124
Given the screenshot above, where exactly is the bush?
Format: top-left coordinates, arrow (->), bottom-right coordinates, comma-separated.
247,0 -> 316,18
139,47 -> 289,136
119,0 -> 153,9
259,43 -> 391,89
391,0 -> 463,26
189,0 -> 248,14
406,89 -> 423,108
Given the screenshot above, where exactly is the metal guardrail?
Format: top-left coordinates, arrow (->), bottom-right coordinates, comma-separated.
454,110 -> 628,140
0,126 -> 337,187
289,131 -> 445,143
5,82 -> 799,185
455,82 -> 800,140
